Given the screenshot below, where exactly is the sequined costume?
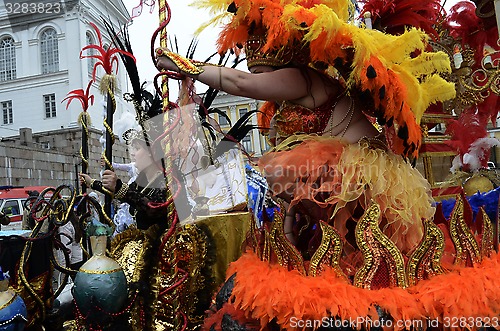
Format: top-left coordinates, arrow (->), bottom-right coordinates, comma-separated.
88,169 -> 170,329
108,173 -> 168,230
190,0 -> 500,330
259,134 -> 435,256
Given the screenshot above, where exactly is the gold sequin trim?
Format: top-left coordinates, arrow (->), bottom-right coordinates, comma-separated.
449,196 -> 481,266
407,219 -> 445,286
479,207 -> 494,258
354,202 -> 408,289
268,205 -> 306,275
309,221 -> 347,279
78,267 -> 123,275
0,293 -> 15,311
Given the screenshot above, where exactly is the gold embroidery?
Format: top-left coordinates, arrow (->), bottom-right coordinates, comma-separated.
449,196 -> 481,266
78,267 -> 123,274
354,202 -> 408,289
407,219 -> 445,286
268,205 -> 306,275
110,226 -> 156,284
15,272 -> 50,327
155,48 -> 205,75
479,207 -> 494,258
0,293 -> 15,311
262,227 -> 272,262
309,221 -> 347,279
173,224 -> 209,327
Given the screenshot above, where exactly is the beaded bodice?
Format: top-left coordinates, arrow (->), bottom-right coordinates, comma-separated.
274,94 -> 340,137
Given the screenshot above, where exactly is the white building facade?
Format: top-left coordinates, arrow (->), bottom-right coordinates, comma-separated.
0,0 -> 132,138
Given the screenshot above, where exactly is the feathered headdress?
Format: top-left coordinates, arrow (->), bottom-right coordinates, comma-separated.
445,109 -> 500,172
194,0 -> 456,157
358,0 -> 444,39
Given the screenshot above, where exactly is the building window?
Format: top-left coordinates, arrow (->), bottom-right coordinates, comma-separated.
2,100 -> 13,124
238,107 -> 248,119
242,135 -> 252,151
44,94 -> 56,118
219,111 -> 229,126
0,37 -> 16,81
40,28 -> 59,74
86,32 -> 95,76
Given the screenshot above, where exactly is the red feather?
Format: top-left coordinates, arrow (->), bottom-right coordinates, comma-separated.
359,0 -> 444,38
61,80 -> 95,111
80,22 -> 136,78
445,109 -> 488,171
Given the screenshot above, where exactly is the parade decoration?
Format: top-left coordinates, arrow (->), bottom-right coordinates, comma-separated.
0,267 -> 27,331
15,185 -> 78,328
80,22 -> 135,216
73,217 -> 128,329
138,0 -> 194,329
62,80 -> 95,193
413,0 -> 500,195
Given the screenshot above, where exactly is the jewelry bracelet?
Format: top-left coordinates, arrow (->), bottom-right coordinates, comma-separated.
155,47 -> 205,76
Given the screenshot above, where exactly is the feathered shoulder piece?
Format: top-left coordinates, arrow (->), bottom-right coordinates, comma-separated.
194,0 -> 456,157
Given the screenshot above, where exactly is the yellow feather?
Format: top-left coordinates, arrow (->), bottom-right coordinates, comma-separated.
400,52 -> 452,78
299,5 -> 345,41
420,76 -> 457,106
376,30 -> 426,64
192,0 -> 234,35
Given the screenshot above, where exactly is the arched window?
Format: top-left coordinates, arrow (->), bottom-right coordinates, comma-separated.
0,37 -> 16,81
86,32 -> 95,76
40,28 -> 59,74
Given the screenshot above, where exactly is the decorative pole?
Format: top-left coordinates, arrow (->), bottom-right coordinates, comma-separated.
80,22 -> 134,217
150,2 -> 188,329
62,81 -> 94,193
103,83 -> 115,216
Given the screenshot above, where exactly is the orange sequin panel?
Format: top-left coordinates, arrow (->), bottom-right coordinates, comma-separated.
275,96 -> 338,136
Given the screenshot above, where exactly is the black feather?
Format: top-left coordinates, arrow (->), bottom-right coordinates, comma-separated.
366,65 -> 377,78
213,110 -> 260,158
102,19 -> 142,103
397,125 -> 409,140
379,85 -> 385,100
227,2 -> 237,13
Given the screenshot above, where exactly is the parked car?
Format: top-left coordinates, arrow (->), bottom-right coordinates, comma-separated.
0,186 -> 51,230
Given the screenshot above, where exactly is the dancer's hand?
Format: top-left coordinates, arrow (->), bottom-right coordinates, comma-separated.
155,48 -> 178,72
101,170 -> 118,192
79,173 -> 92,187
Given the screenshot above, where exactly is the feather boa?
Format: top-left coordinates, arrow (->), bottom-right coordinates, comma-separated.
221,251 -> 500,330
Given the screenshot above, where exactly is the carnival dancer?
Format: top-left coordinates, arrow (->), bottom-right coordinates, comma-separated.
155,1 -> 453,261
155,0 -> 456,254
154,0 -> 500,330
